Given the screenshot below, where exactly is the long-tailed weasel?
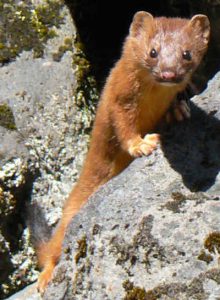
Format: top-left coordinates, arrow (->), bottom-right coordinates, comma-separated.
37,11 -> 210,292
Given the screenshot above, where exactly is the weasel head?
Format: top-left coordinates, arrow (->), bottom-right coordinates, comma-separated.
126,11 -> 210,87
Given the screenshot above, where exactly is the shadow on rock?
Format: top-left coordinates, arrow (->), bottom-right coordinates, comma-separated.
26,203 -> 52,249
160,101 -> 220,192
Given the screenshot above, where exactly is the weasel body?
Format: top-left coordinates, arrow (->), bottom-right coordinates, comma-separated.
37,11 -> 210,292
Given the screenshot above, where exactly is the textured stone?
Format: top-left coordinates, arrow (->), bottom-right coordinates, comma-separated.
6,283 -> 40,300
40,72 -> 220,299
0,0 -> 98,297
3,2 -> 220,299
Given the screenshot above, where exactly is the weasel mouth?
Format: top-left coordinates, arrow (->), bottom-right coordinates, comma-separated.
153,70 -> 184,85
155,76 -> 184,85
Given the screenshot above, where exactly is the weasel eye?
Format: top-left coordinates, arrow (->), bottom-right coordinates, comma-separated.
182,50 -> 191,61
150,48 -> 158,58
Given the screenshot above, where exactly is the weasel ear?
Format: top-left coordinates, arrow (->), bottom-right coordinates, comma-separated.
129,11 -> 154,38
189,14 -> 210,44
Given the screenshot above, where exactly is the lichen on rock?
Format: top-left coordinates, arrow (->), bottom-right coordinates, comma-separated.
204,232 -> 220,254
0,0 -> 65,63
0,104 -> 16,130
40,72 -> 220,300
72,33 -> 98,132
0,0 -> 99,298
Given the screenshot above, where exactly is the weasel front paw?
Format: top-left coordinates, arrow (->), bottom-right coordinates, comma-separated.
166,99 -> 191,122
128,134 -> 160,157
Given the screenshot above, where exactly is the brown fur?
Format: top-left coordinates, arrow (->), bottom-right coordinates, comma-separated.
37,11 -> 210,292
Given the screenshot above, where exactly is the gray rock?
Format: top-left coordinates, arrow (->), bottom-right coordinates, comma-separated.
40,72 -> 220,300
0,0 -> 98,297
3,2 -> 220,299
6,283 -> 40,300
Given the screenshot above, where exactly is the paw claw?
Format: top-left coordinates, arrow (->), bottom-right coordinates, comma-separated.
166,99 -> 191,123
143,133 -> 160,145
37,266 -> 54,295
128,134 -> 160,157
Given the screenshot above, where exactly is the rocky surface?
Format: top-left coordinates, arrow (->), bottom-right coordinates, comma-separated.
5,69 -> 220,300
6,284 -> 39,300
2,1 -> 220,299
38,72 -> 220,300
0,0 -> 98,298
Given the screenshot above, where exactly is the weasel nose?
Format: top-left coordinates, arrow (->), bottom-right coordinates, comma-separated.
161,71 -> 176,80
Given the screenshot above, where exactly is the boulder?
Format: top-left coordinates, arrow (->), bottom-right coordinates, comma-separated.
2,1 -> 220,299
41,72 -> 220,299
0,0 -> 98,297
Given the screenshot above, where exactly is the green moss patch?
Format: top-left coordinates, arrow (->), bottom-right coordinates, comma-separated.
73,34 -> 98,110
71,33 -> 99,133
109,216 -> 167,272
123,281 -> 151,300
75,235 -> 87,264
204,232 -> 220,254
197,231 -> 220,265
52,37 -> 73,61
162,192 -> 208,213
161,192 -> 187,213
197,250 -> 213,264
0,0 -> 65,63
122,280 -> 187,300
0,104 -> 16,130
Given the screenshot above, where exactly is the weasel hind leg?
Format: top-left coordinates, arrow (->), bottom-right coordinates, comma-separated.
36,211 -> 71,293
37,261 -> 55,294
36,182 -> 101,293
